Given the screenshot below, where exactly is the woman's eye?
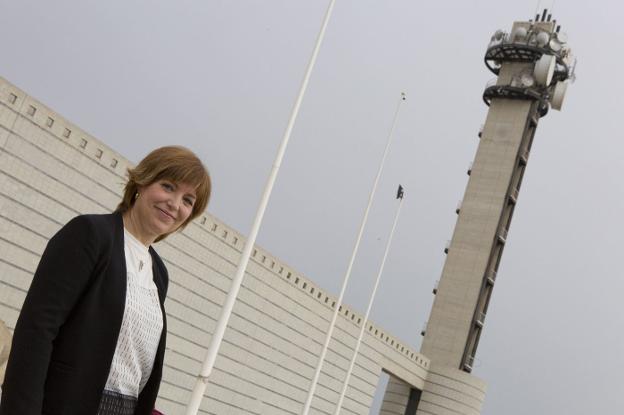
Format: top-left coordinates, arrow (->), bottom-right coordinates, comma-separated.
184,198 -> 194,206
161,182 -> 174,191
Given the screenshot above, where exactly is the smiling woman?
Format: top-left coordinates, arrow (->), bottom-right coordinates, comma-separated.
0,146 -> 211,415
124,179 -> 198,245
118,146 -> 211,244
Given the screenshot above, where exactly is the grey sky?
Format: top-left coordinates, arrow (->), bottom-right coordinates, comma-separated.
2,1 -> 622,413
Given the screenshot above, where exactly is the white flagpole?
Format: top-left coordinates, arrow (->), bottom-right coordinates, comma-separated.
301,93 -> 406,415
333,186 -> 405,415
185,1 -> 337,413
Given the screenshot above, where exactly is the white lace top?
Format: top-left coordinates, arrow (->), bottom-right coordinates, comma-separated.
102,229 -> 163,398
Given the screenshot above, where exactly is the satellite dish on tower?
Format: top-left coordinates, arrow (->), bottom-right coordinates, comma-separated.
513,27 -> 528,42
555,32 -> 568,43
549,39 -> 562,52
551,81 -> 568,110
534,54 -> 556,86
490,29 -> 506,46
536,31 -> 550,47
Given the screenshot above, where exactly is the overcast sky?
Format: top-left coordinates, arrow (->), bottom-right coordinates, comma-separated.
2,1 -> 623,414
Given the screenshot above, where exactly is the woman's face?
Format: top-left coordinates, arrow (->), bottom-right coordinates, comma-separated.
133,179 -> 197,239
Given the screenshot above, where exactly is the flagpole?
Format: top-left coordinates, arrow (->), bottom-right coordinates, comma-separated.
301,93 -> 406,415
333,185 -> 405,415
184,1 -> 337,413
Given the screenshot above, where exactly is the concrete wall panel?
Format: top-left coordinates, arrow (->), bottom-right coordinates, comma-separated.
0,76 -> 430,414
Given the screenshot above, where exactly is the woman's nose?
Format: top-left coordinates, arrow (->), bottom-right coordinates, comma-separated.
167,195 -> 181,209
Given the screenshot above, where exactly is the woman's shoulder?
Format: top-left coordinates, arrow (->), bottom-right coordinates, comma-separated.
54,212 -> 122,250
65,212 -> 121,233
74,212 -> 120,225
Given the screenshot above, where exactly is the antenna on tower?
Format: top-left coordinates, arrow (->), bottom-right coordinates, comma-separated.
534,0 -> 541,21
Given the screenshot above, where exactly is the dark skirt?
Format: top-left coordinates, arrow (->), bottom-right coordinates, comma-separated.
97,390 -> 137,415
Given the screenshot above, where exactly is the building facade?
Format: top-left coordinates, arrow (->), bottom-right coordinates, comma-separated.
0,76 -> 441,414
0,13 -> 573,414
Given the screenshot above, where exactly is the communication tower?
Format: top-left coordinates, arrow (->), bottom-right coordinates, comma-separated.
416,10 -> 575,414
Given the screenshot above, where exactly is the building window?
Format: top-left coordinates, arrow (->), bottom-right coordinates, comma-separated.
27,105 -> 36,116
302,282 -> 307,289
63,128 -> 71,138
233,237 -> 238,244
110,158 -> 118,168
46,117 -> 54,127
201,217 -> 207,225
222,230 -> 228,238
95,149 -> 103,159
8,93 -> 17,104
211,223 -> 218,232
295,277 -> 299,284
79,138 -> 87,149
405,388 -> 423,415
286,272 -> 291,279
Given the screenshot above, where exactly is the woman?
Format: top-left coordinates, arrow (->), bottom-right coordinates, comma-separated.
0,146 -> 211,415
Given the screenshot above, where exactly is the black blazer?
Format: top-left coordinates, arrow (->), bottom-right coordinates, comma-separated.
0,212 -> 168,415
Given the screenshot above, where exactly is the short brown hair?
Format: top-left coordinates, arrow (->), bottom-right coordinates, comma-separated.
117,146 -> 211,242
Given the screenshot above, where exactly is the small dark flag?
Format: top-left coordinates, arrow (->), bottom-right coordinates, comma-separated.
396,185 -> 404,199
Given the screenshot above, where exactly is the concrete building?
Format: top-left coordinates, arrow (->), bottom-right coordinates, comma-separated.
0,77 -> 430,413
0,12 -> 573,415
